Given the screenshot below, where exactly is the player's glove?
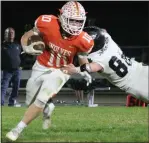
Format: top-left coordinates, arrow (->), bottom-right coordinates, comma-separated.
22,41 -> 44,55
79,71 -> 92,86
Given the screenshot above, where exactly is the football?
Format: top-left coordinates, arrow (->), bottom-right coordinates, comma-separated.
27,35 -> 45,51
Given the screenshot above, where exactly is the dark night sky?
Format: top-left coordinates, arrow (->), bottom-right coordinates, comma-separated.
1,1 -> 148,46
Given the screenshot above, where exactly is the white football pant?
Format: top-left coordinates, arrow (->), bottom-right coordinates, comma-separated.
25,61 -> 70,106
126,63 -> 148,103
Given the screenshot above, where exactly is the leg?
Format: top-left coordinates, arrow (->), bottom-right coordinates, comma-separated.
128,65 -> 149,103
88,90 -> 94,106
91,90 -> 94,105
88,91 -> 92,106
6,69 -> 70,141
19,70 -> 45,124
8,69 -> 21,106
6,69 -> 44,141
88,90 -> 97,107
6,102 -> 44,141
80,90 -> 84,103
1,70 -> 12,105
22,69 -> 66,127
39,70 -> 69,130
77,90 -> 81,103
75,90 -> 80,103
42,98 -> 55,130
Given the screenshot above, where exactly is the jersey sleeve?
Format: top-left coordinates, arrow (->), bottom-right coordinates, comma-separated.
77,32 -> 94,54
34,15 -> 57,35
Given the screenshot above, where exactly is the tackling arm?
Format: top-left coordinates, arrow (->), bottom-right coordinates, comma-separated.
77,52 -> 103,73
61,62 -> 103,75
61,62 -> 103,86
79,62 -> 103,73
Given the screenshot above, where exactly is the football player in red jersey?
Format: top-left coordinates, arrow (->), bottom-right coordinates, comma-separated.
6,1 -> 94,141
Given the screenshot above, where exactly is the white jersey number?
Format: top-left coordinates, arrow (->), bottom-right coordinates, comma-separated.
109,56 -> 128,78
82,33 -> 92,43
41,15 -> 52,22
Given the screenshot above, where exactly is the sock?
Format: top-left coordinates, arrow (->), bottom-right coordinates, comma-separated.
16,121 -> 27,133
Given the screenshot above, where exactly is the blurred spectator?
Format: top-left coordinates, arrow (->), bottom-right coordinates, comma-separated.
1,27 -> 22,106
75,90 -> 84,104
72,79 -> 84,104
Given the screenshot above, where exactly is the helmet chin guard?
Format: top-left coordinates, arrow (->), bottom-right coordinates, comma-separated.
59,1 -> 86,36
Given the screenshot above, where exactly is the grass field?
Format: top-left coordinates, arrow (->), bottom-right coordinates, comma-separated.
1,106 -> 149,142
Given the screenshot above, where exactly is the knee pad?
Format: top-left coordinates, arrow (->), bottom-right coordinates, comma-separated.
34,98 -> 46,108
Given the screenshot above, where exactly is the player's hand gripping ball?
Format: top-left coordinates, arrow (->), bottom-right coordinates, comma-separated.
27,35 -> 45,52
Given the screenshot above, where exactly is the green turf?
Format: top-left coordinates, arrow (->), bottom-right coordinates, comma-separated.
1,106 -> 149,142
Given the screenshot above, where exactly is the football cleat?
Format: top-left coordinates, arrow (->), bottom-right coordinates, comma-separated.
6,128 -> 21,141
42,103 -> 55,130
42,117 -> 52,130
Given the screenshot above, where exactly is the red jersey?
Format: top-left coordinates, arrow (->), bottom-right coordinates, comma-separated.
35,15 -> 94,68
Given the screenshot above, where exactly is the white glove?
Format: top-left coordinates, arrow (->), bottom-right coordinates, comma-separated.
79,71 -> 92,86
22,41 -> 44,55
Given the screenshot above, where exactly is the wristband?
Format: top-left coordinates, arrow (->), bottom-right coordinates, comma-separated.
80,64 -> 91,73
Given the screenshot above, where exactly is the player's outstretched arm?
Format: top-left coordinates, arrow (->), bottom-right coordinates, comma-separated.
61,63 -> 103,86
87,62 -> 103,73
61,62 -> 103,75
